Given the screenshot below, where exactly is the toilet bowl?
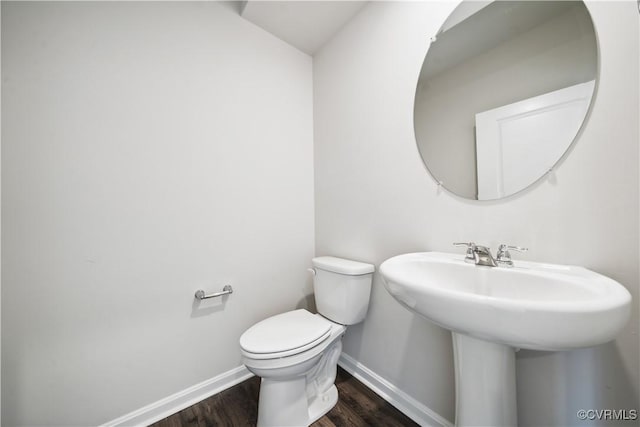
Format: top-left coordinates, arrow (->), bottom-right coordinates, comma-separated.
241,310 -> 346,426
239,256 -> 374,427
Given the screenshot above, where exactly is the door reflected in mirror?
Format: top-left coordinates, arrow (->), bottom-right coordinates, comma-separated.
413,1 -> 597,200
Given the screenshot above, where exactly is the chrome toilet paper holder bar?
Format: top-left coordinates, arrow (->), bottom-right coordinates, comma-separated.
194,285 -> 233,300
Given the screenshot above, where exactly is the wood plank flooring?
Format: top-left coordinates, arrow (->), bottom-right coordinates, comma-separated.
151,367 -> 419,427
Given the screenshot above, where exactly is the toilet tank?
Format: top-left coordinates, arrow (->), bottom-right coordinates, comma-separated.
312,256 -> 375,325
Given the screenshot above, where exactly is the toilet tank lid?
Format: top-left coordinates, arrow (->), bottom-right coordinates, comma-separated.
312,256 -> 375,275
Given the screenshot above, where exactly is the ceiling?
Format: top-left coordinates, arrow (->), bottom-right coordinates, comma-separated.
239,1 -> 368,55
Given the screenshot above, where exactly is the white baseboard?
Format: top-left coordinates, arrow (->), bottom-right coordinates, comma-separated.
338,353 -> 454,427
101,366 -> 254,427
102,354 -> 451,427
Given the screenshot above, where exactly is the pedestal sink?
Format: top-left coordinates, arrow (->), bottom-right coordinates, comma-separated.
380,252 -> 632,426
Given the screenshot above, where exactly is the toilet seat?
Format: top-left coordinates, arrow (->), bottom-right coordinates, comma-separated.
240,309 -> 332,360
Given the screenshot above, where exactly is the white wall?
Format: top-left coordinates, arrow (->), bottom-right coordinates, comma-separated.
1,2 -> 314,425
314,1 -> 638,425
0,4 -> 3,421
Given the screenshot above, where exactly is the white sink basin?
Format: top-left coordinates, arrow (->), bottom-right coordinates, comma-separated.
380,252 -> 632,426
380,252 -> 631,350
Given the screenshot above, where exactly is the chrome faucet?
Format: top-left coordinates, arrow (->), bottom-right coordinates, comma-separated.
453,242 -> 498,267
453,242 -> 528,267
495,244 -> 528,267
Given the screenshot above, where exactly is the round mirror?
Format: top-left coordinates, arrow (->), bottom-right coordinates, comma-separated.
414,1 -> 598,200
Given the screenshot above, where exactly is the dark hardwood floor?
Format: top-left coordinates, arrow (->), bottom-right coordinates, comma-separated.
151,367 -> 419,427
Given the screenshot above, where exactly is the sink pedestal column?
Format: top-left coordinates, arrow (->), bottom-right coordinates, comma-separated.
452,333 -> 517,426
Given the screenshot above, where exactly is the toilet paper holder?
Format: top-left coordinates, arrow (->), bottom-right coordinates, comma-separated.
194,285 -> 233,300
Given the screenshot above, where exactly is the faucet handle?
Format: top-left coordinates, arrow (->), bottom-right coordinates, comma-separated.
453,242 -> 475,247
498,244 -> 528,253
453,242 -> 477,263
496,244 -> 528,267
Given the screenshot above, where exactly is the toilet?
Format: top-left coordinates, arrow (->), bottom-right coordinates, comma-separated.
239,256 -> 374,427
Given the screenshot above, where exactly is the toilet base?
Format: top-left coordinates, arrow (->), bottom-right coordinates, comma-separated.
308,384 -> 338,425
257,376 -> 308,427
256,379 -> 339,427
253,336 -> 343,427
